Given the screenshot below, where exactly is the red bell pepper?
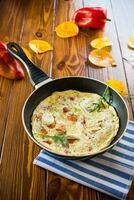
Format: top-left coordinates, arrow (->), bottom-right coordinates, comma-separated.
72,7 -> 111,29
0,42 -> 24,80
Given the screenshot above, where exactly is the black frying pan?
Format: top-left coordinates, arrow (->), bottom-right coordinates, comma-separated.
7,42 -> 129,160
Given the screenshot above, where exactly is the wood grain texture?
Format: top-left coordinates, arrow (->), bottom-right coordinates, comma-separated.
0,0 -> 52,199
83,0 -> 134,119
110,0 -> 134,119
52,0 -> 88,78
0,0 -> 134,200
0,0 -> 24,156
47,173 -> 98,200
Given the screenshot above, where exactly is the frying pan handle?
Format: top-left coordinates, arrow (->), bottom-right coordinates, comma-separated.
7,42 -> 50,88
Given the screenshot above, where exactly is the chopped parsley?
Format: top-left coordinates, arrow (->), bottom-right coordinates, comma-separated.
44,132 -> 69,147
91,86 -> 113,112
102,86 -> 113,104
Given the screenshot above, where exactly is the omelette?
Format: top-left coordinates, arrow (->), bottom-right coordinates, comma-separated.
31,90 -> 119,156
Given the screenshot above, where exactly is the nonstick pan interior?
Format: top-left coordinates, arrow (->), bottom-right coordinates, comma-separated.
23,77 -> 128,159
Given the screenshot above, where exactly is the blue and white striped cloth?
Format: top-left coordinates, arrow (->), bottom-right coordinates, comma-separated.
33,121 -> 134,200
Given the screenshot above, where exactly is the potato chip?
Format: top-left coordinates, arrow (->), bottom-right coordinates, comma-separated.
128,36 -> 134,49
29,40 -> 53,53
90,37 -> 113,49
55,21 -> 79,38
88,49 -> 116,67
22,47 -> 32,60
106,79 -> 126,96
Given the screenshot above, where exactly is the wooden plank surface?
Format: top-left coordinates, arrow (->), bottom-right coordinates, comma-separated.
52,0 -> 88,78
0,0 -> 133,200
0,0 -> 51,199
83,0 -> 134,119
110,0 -> 134,118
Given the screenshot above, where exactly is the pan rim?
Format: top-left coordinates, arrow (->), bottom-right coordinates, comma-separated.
22,76 -> 129,158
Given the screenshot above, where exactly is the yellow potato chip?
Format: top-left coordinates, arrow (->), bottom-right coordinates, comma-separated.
90,37 -> 113,49
22,47 -> 32,60
55,21 -> 79,38
106,79 -> 126,96
29,40 -> 53,53
88,49 -> 116,67
128,36 -> 134,49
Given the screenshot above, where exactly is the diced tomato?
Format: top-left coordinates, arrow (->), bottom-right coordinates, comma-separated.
68,139 -> 76,144
56,124 -> 66,132
67,114 -> 77,122
47,122 -> 56,128
63,107 -> 69,112
43,140 -> 52,145
40,128 -> 48,135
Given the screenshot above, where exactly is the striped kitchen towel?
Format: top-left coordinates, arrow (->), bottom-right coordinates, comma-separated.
33,121 -> 134,200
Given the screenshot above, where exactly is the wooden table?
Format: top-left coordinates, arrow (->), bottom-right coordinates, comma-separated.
0,0 -> 134,199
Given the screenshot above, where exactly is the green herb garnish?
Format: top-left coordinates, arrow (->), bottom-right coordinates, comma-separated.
45,132 -> 69,147
91,86 -> 113,112
102,86 -> 113,104
92,98 -> 104,112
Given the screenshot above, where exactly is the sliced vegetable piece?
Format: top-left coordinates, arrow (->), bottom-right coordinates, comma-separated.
40,128 -> 48,135
29,40 -> 53,53
55,21 -> 79,38
72,7 -> 110,29
90,37 -> 113,49
47,122 -> 56,129
67,114 -> 77,122
128,36 -> 134,49
88,49 -> 116,67
67,135 -> 79,144
106,79 -> 126,96
63,107 -> 70,112
0,42 -> 25,80
56,124 -> 66,132
67,135 -> 79,140
43,140 -> 52,145
68,139 -> 76,144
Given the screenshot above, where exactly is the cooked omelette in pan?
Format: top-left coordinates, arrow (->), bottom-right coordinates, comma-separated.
31,90 -> 119,156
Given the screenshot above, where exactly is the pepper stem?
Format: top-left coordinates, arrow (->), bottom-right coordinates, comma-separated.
106,18 -> 111,21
